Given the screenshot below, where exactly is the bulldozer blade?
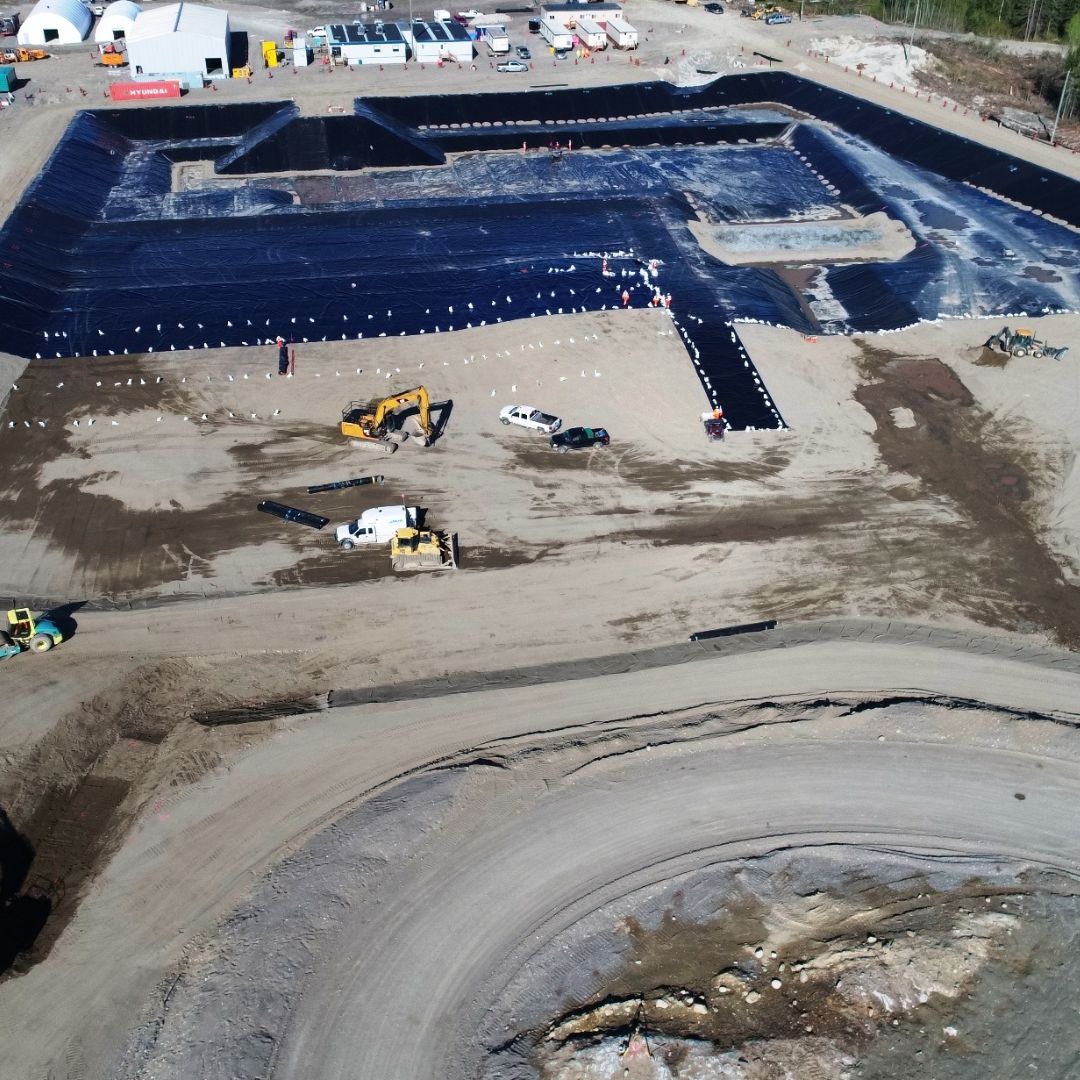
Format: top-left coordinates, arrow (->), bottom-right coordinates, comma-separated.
349,439 -> 397,453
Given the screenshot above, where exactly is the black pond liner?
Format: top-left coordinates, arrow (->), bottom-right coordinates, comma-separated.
1,72 -> 1078,431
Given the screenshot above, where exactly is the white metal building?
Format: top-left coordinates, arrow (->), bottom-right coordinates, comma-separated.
94,0 -> 140,43
17,0 -> 91,45
405,19 -> 472,64
127,2 -> 231,80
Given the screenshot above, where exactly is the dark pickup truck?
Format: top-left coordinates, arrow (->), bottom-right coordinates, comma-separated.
550,426 -> 610,453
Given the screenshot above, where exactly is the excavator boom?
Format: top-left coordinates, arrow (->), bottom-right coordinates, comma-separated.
341,386 -> 433,449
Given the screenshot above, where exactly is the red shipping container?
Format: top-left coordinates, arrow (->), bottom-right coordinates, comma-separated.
109,80 -> 182,101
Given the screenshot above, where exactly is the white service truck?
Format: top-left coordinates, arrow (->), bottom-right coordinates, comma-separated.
336,505 -> 419,550
500,404 -> 563,433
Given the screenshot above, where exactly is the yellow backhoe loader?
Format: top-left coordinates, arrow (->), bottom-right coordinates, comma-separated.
340,386 -> 434,454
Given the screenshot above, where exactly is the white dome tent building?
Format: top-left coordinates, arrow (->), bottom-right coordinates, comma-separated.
94,0 -> 141,44
17,0 -> 91,45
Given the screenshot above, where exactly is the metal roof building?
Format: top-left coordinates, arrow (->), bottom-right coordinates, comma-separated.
327,21 -> 407,64
127,2 -> 231,80
94,0 -> 140,43
405,19 -> 472,64
541,0 -> 622,26
17,0 -> 92,45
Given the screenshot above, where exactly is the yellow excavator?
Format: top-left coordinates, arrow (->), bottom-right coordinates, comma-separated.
390,527 -> 459,572
340,386 -> 434,454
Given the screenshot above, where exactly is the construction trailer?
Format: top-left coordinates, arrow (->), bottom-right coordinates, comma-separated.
605,16 -> 637,48
327,21 -> 407,64
405,18 -> 472,62
573,17 -> 606,48
478,22 -> 508,52
540,0 -> 623,29
539,19 -> 573,49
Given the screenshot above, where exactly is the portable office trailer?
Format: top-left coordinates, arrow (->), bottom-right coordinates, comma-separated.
405,19 -> 472,62
539,19 -> 572,49
327,20 -> 407,64
127,2 -> 231,80
573,17 -> 605,48
605,15 -> 636,48
540,1 -> 622,29
479,23 -> 508,52
17,0 -> 91,45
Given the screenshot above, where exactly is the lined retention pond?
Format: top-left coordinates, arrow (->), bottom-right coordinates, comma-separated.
1,73 -> 1077,428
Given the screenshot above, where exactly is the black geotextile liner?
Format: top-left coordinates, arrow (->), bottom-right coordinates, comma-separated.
95,101 -> 289,140
217,115 -> 444,174
714,73 -> 1080,228
425,119 -> 789,155
2,73 -> 1079,431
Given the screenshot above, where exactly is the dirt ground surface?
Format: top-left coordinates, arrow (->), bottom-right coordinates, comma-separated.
2,8 -> 1080,1078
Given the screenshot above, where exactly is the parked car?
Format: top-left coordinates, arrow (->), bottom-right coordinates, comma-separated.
497,58 -> 529,72
516,44 -> 531,59
764,11 -> 792,22
554,48 -> 569,59
457,7 -> 482,17
550,426 -> 610,453
704,2 -> 724,11
500,404 -> 562,433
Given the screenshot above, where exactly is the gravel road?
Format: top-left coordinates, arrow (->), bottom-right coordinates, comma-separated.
2,634 -> 1077,1079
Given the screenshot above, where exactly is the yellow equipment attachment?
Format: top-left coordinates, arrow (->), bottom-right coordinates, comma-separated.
389,528 -> 458,572
341,386 -> 433,451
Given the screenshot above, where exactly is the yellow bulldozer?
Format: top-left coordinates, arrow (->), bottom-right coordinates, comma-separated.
389,527 -> 459,572
340,386 -> 434,454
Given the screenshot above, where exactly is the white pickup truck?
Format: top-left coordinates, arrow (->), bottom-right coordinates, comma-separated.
499,405 -> 563,434
336,505 -> 418,550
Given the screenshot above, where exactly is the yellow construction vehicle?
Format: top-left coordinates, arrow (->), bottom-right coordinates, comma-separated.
1,607 -> 63,659
341,386 -> 434,454
1,47 -> 48,61
389,527 -> 459,572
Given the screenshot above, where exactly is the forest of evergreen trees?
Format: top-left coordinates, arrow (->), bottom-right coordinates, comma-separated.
875,0 -> 1079,40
